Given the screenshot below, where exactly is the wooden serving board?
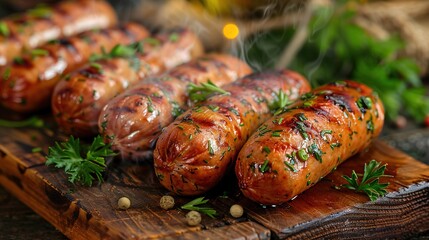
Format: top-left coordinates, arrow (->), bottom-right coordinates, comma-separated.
0,122 -> 428,239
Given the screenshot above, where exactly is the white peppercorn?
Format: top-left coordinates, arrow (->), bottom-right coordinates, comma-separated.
186,210 -> 201,226
230,204 -> 243,218
160,195 -> 175,210
118,197 -> 131,210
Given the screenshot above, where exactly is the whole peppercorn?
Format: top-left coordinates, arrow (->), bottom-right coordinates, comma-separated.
186,210 -> 201,226
160,195 -> 175,210
230,204 -> 244,218
117,197 -> 131,210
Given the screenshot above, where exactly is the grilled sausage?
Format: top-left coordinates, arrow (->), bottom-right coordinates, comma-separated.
235,81 -> 385,205
153,70 -> 310,196
0,0 -> 117,66
52,29 -> 203,137
0,23 -> 149,112
99,54 -> 252,159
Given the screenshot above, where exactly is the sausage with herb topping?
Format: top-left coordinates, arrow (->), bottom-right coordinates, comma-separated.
235,80 -> 384,205
153,70 -> 310,196
0,23 -> 149,112
99,54 -> 252,159
52,29 -> 203,137
0,0 -> 117,66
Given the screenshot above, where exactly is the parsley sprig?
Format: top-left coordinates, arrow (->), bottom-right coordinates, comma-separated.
342,160 -> 390,201
181,197 -> 217,218
45,136 -> 116,186
188,80 -> 230,103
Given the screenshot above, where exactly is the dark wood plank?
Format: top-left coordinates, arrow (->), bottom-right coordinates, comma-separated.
0,124 -> 428,239
0,186 -> 67,240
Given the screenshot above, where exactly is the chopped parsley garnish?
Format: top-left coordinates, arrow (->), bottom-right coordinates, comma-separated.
297,149 -> 309,161
0,21 -> 9,37
262,146 -> 271,154
208,140 -> 215,155
284,160 -> 297,172
259,160 -> 270,173
308,143 -> 324,162
356,96 -> 373,113
271,130 -> 282,137
366,116 -> 374,133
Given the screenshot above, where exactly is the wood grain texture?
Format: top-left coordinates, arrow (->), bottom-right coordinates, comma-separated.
0,124 -> 428,239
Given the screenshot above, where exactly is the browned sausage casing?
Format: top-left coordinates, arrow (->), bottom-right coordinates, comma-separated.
99,54 -> 252,159
52,29 -> 203,137
0,0 -> 117,66
235,81 -> 385,205
0,23 -> 149,112
153,70 -> 310,196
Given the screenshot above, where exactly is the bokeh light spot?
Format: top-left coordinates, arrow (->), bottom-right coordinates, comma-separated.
223,23 -> 239,40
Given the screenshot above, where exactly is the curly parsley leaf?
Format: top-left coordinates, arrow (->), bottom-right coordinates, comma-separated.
342,159 -> 390,201
45,135 -> 116,186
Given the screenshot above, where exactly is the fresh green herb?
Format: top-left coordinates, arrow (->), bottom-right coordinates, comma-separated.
187,80 -> 230,103
147,96 -> 154,113
13,57 -> 24,65
271,130 -> 282,137
296,121 -> 309,140
45,135 -> 116,186
366,116 -> 374,133
330,142 -> 341,150
30,49 -> 49,58
171,101 -> 184,118
342,159 -> 390,201
356,96 -> 373,113
3,67 -> 11,80
259,160 -> 270,173
300,93 -> 316,101
297,113 -> 307,121
229,107 -> 240,116
89,43 -> 140,62
90,63 -> 103,74
28,6 -> 52,18
269,89 -> 289,115
144,37 -> 161,46
284,160 -> 297,172
243,1 -> 429,123
169,33 -> 179,42
320,129 -> 332,138
0,116 -> 43,128
110,44 -> 136,58
208,105 -> 219,112
181,197 -> 217,218
297,149 -> 309,161
208,140 -> 215,155
273,117 -> 284,125
308,143 -> 324,162
258,124 -> 271,136
0,21 -> 9,37
32,147 -> 42,153
262,146 -> 271,154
